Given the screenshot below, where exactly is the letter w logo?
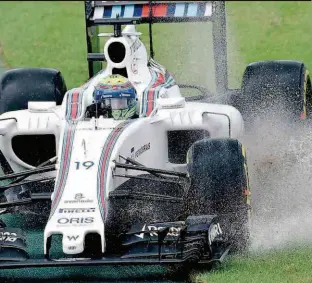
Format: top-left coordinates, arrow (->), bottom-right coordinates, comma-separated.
67,235 -> 79,241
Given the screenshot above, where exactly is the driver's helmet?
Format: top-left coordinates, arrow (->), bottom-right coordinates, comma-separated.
93,74 -> 137,120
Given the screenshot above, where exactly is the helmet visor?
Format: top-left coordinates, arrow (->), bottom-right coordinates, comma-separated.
110,98 -> 128,110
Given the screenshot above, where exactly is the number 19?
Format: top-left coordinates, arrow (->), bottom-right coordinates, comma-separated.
75,161 -> 94,170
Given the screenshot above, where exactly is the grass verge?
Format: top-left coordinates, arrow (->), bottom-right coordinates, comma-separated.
0,1 -> 217,89
196,246 -> 312,283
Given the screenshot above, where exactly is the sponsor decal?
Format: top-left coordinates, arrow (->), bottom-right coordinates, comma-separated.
121,93 -> 131,97
130,143 -> 151,159
57,217 -> 94,227
100,94 -> 113,98
130,39 -> 141,55
159,90 -> 169,98
67,235 -> 79,241
75,193 -> 85,200
135,224 -> 146,239
148,226 -> 181,237
59,208 -> 95,214
0,232 -> 17,242
64,193 -> 93,204
208,223 -> 222,245
135,225 -> 181,239
161,103 -> 184,109
131,58 -> 138,74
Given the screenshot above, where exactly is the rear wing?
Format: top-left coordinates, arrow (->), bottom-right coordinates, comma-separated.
86,1 -> 215,25
84,1 -> 228,94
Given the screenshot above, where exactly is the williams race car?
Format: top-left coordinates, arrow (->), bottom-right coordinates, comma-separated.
0,0 -> 282,272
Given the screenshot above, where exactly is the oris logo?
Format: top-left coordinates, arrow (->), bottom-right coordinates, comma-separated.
57,217 -> 94,226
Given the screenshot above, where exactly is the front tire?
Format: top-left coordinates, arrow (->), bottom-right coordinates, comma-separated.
185,138 -> 251,252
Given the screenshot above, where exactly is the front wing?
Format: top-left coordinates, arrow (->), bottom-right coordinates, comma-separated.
0,215 -> 231,269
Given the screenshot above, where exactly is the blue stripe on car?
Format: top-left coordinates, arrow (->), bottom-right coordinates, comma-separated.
167,3 -> 176,16
197,3 -> 206,16
133,4 -> 143,17
104,6 -> 112,18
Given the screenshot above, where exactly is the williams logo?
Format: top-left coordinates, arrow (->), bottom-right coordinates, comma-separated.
130,143 -> 151,159
67,235 -> 79,241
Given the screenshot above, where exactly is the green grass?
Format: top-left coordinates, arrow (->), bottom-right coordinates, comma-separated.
0,1 -> 217,89
1,2 -> 312,89
227,1 -> 312,67
2,1 -> 312,282
195,247 -> 312,283
0,1 -> 88,88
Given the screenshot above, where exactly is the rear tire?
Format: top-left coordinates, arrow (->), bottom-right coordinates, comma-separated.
0,68 -> 67,215
235,60 -> 312,129
185,138 -> 251,252
0,67 -> 67,114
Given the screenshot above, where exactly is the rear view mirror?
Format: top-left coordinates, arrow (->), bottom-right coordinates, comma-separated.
0,118 -> 16,136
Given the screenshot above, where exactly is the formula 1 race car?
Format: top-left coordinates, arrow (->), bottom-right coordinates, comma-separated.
0,0 -> 307,273
0,1 -> 251,271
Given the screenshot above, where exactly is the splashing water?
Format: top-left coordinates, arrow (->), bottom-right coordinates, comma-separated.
241,113 -> 312,252
154,8 -> 312,253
